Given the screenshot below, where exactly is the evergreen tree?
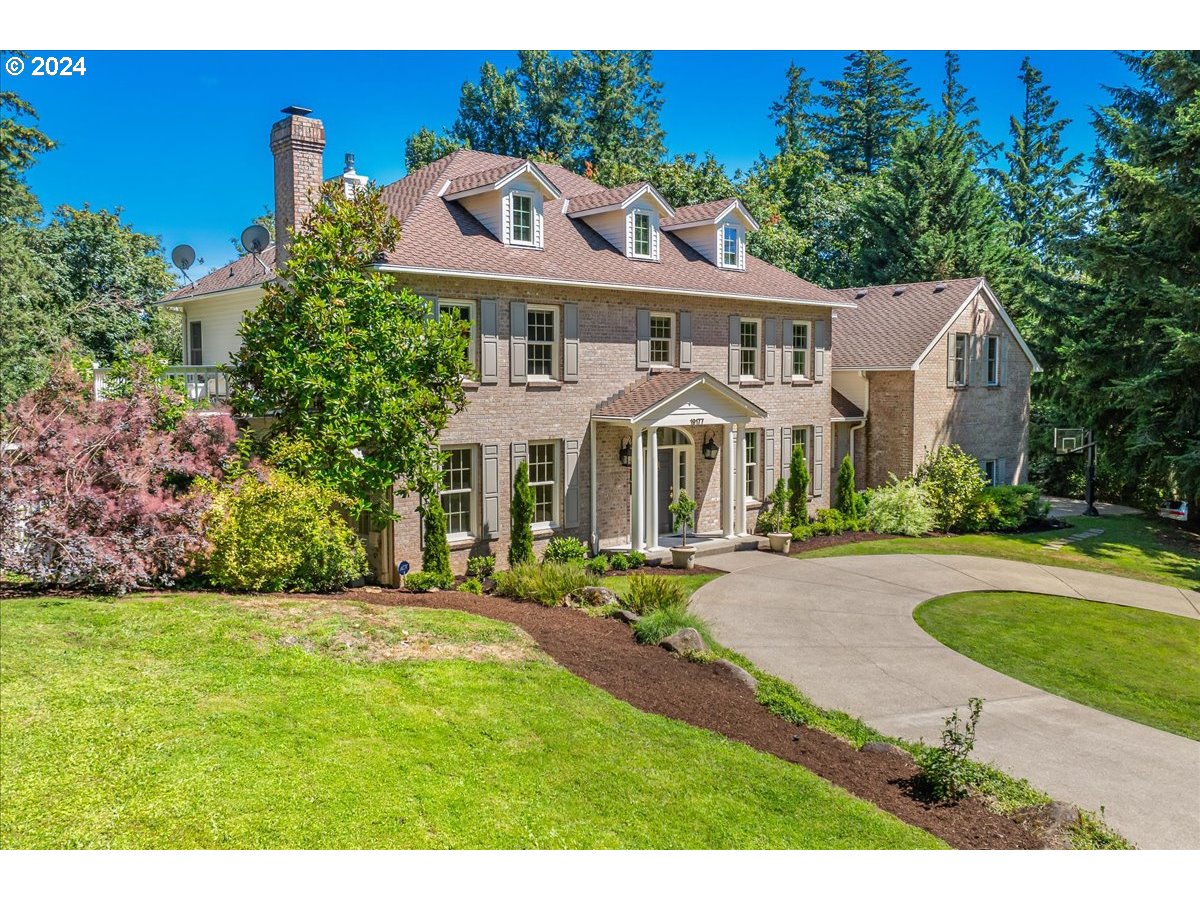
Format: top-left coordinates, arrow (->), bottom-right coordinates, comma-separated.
452,62 -> 527,157
814,51 -> 926,177
788,446 -> 809,525
509,460 -> 535,566
647,152 -> 736,208
513,50 -> 578,163
1069,51 -> 1200,515
421,497 -> 452,577
404,127 -> 464,172
770,63 -> 817,154
835,454 -> 861,517
941,51 -> 999,164
571,51 -> 665,176
853,120 -> 1010,285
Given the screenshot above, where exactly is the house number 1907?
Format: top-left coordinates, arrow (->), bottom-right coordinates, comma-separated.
690,417 -> 706,426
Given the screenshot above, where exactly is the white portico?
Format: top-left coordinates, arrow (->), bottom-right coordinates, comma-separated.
589,369 -> 767,552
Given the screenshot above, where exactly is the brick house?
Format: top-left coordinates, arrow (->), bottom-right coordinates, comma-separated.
158,107 -> 1038,580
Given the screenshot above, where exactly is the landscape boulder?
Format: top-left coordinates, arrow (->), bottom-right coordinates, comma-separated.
578,586 -> 620,607
861,741 -> 915,763
712,658 -> 757,692
612,608 -> 641,624
660,627 -> 706,654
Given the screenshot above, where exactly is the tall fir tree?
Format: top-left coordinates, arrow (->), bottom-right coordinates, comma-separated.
571,50 -> 665,179
512,50 -> 578,164
814,50 -> 926,177
941,51 -> 999,164
1069,51 -> 1200,515
770,63 -> 818,155
853,120 -> 1010,285
451,62 -> 527,157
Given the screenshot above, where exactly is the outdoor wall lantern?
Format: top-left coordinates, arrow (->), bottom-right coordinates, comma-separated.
702,432 -> 719,461
619,438 -> 633,468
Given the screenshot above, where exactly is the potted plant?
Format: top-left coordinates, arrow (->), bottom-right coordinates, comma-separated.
761,477 -> 794,553
668,490 -> 699,569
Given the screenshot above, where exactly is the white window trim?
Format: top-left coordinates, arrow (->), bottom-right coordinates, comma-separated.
509,191 -> 535,246
985,334 -> 1000,386
739,317 -> 762,381
526,304 -> 559,381
744,429 -> 759,502
648,311 -> 675,367
440,445 -> 477,541
188,320 -> 203,366
439,299 -> 478,373
953,333 -> 969,387
792,320 -> 812,380
631,209 -> 654,259
528,440 -> 560,529
719,223 -> 740,269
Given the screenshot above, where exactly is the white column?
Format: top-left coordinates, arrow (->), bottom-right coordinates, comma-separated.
722,425 -> 736,538
646,426 -> 660,549
630,426 -> 644,551
735,425 -> 748,535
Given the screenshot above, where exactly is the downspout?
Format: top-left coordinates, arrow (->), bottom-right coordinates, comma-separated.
849,369 -> 869,486
589,419 -> 598,553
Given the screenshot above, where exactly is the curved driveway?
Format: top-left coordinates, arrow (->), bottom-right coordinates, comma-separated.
692,551 -> 1200,849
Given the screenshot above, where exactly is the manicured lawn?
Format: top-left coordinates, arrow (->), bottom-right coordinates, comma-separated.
914,591 -> 1200,740
601,572 -> 723,601
796,515 -> 1199,590
0,593 -> 941,849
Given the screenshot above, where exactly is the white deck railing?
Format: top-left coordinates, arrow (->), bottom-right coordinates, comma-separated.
92,363 -> 231,405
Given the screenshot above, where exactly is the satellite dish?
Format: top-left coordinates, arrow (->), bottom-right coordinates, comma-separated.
241,224 -> 270,254
170,244 -> 196,272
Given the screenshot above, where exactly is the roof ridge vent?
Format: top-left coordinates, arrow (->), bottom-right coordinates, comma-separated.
933,282 -> 947,293
893,286 -> 907,296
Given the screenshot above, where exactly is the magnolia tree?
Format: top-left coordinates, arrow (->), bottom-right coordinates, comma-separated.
0,352 -> 236,594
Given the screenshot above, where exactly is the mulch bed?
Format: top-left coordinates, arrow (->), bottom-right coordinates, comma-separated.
789,530 -> 899,554
347,586 -> 1045,850
601,562 -> 726,577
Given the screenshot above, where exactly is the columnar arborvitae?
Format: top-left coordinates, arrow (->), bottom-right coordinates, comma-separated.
835,454 -> 859,517
788,446 -> 809,525
421,499 -> 451,577
509,460 -> 535,566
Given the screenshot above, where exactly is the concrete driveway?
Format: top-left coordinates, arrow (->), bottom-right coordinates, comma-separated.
692,551 -> 1200,849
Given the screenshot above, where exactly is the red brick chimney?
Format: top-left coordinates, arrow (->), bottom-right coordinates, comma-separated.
269,105 -> 325,266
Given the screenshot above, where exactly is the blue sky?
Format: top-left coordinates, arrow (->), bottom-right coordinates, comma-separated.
12,50 -> 1131,280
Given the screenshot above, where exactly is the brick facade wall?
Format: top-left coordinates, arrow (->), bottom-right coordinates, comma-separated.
390,274 -> 836,575
864,371 -> 915,487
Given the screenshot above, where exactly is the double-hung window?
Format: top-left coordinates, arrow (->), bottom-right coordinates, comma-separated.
632,211 -> 652,258
743,430 -> 759,500
188,321 -> 203,366
740,318 -> 760,379
649,313 -> 674,365
792,321 -> 811,379
510,193 -> 534,245
983,459 -> 998,486
952,333 -> 969,387
985,334 -> 1000,386
722,224 -> 739,267
440,300 -> 476,369
528,441 -> 558,527
440,446 -> 476,538
527,306 -> 558,379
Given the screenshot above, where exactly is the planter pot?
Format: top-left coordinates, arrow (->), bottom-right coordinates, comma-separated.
670,546 -> 697,570
767,532 -> 792,554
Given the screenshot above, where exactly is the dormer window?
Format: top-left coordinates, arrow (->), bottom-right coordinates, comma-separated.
721,224 -> 739,268
510,192 -> 534,245
633,211 -> 652,258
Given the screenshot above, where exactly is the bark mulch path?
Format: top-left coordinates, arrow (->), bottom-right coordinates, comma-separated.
348,587 -> 1044,850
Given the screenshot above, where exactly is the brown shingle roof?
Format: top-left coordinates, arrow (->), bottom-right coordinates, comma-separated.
594,370 -> 702,419
566,182 -> 648,215
662,198 -> 737,228
830,389 -> 865,420
444,159 -> 530,196
163,244 -> 277,302
830,277 -> 983,369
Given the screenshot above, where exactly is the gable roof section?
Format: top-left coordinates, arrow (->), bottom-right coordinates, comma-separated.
593,369 -> 767,423
662,198 -> 759,232
442,159 -> 560,201
566,181 -> 674,218
830,277 -> 1041,372
163,244 -> 276,303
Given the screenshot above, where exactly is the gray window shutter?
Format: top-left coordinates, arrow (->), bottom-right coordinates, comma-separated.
1000,333 -> 1009,386
728,315 -> 740,383
781,319 -> 794,384
763,428 -> 776,496
968,334 -> 977,387
510,300 -> 527,385
678,311 -> 693,371
636,309 -> 651,369
812,425 -> 824,497
510,441 -> 528,494
563,303 -> 580,383
563,438 -> 580,527
813,319 -> 826,382
764,318 -> 777,382
997,457 -> 1007,486
480,299 -> 498,384
482,443 -> 500,538
780,426 -> 793,482
947,332 -> 957,387
422,294 -> 440,322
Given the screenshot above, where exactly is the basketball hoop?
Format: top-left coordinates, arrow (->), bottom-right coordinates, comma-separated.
1053,427 -> 1099,516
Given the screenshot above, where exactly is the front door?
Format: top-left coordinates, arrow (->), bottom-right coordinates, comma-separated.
657,449 -> 674,535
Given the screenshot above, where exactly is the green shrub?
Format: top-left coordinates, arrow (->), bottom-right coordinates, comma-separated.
632,603 -> 713,646
406,570 -> 454,592
788,446 -> 809,525
200,470 -> 368,593
835,454 -> 865,517
982,485 -> 1049,532
608,552 -> 631,571
465,555 -> 495,578
757,477 -> 793,534
543,535 -> 588,563
915,445 -> 988,532
492,561 -> 599,606
790,523 -> 815,542
421,499 -> 451,577
865,476 -> 935,536
916,698 -> 984,801
459,576 -> 483,595
627,550 -> 647,568
622,573 -> 690,615
584,554 -> 610,575
508,460 -> 534,567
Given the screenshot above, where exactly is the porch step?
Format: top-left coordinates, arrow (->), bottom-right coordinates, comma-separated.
693,536 -> 765,558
